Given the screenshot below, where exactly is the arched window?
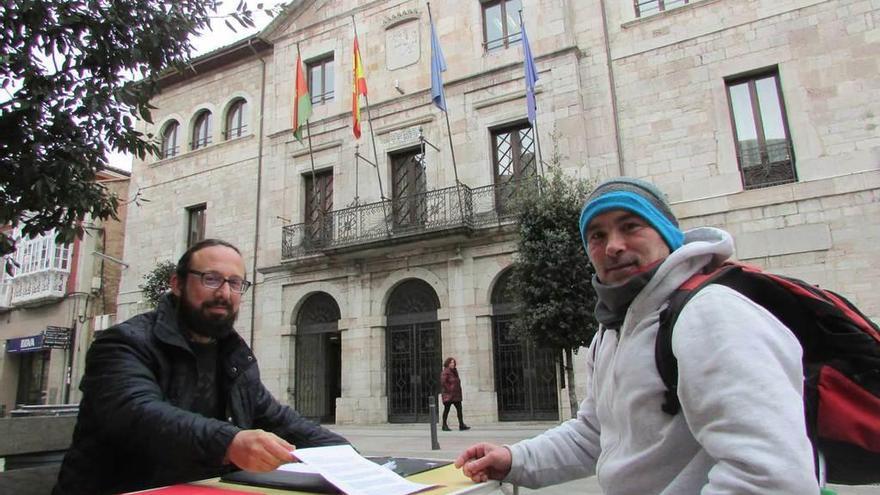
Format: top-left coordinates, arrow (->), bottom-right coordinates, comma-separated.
160,121 -> 180,159
192,110 -> 212,150
225,99 -> 248,139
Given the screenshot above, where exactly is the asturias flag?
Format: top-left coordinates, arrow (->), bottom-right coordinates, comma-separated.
429,15 -> 447,112
352,36 -> 368,139
522,18 -> 539,126
293,52 -> 312,142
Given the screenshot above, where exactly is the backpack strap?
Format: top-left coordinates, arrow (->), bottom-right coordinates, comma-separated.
655,260 -> 842,416
655,263 -> 743,416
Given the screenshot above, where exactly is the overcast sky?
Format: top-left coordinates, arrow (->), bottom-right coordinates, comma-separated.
107,3 -> 286,171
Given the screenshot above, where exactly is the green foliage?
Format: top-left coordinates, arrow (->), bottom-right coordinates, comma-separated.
0,1 -> 270,265
140,260 -> 176,308
508,167 -> 599,353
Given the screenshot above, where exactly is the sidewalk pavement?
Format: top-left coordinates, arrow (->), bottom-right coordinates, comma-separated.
325,422 -> 880,495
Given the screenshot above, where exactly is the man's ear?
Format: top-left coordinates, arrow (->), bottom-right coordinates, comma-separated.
169,272 -> 183,297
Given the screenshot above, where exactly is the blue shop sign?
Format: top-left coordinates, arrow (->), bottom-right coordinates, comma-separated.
5,334 -> 45,353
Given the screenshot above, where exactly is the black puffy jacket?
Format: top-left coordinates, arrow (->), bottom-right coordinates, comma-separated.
53,295 -> 347,495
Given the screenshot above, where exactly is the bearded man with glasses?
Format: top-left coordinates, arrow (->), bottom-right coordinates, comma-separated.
54,239 -> 349,495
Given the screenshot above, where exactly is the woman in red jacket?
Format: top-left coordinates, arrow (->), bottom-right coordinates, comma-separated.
440,357 -> 470,431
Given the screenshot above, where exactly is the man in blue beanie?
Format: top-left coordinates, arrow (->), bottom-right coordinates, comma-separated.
456,177 -> 818,494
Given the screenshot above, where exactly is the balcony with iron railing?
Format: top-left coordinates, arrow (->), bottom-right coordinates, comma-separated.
282,179 -> 529,260
10,269 -> 69,306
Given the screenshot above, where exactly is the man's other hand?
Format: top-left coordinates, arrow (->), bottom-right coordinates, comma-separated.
226,429 -> 296,472
454,442 -> 512,483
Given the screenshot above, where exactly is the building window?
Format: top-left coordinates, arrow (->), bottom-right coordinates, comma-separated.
482,0 -> 522,51
160,121 -> 180,159
191,110 -> 213,150
390,148 -> 427,229
225,99 -> 248,139
493,122 -> 536,182
492,122 -> 536,213
11,229 -> 71,276
308,56 -> 335,105
304,170 -> 334,247
726,70 -> 796,190
186,205 -> 207,248
634,0 -> 690,18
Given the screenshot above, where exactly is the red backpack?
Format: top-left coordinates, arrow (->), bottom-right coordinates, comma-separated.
655,262 -> 880,485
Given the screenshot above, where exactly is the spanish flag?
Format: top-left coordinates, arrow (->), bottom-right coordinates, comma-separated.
352,36 -> 368,138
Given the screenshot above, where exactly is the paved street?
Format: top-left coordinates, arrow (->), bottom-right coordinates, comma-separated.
327,422 -> 880,495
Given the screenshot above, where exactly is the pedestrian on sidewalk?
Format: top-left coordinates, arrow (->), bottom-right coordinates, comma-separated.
440,357 -> 470,431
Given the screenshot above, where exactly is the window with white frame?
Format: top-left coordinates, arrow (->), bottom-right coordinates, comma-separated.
10,229 -> 72,277
0,254 -> 11,283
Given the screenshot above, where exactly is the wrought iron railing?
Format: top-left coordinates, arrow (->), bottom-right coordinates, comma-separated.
391,183 -> 472,234
738,140 -> 796,190
282,180 -> 532,260
470,181 -> 522,227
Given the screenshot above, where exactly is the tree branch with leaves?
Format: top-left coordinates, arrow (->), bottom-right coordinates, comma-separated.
0,0 -> 279,269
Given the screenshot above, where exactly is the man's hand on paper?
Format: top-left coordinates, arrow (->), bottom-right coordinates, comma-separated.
455,442 -> 512,483
226,429 -> 297,472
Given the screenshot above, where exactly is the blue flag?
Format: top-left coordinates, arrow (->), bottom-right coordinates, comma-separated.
430,15 -> 448,112
522,18 -> 539,125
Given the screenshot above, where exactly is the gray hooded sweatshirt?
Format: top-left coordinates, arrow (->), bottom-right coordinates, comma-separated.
506,227 -> 818,494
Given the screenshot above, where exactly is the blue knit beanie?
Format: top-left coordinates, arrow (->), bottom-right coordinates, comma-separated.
579,177 -> 684,251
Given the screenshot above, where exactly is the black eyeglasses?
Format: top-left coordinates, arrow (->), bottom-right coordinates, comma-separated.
187,270 -> 252,293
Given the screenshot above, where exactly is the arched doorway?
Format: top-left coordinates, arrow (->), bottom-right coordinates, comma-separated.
294,292 -> 342,423
386,279 -> 442,423
491,270 -> 559,421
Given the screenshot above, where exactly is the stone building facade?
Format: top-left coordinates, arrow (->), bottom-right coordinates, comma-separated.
117,0 -> 879,425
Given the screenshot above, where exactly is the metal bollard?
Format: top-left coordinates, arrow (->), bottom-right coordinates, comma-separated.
428,396 -> 440,450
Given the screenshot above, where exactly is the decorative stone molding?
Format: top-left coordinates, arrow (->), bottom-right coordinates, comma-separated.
385,12 -> 421,71
383,9 -> 420,30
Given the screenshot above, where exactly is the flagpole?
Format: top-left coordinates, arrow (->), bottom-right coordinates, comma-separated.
532,113 -> 545,176
519,10 -> 545,176
352,16 -> 386,202
354,144 -> 360,204
296,42 -> 321,234
427,2 -> 464,217
351,16 -> 391,239
442,107 -> 461,186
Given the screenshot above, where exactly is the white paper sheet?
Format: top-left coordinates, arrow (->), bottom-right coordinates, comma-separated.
276,462 -> 321,474
291,445 -> 440,495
